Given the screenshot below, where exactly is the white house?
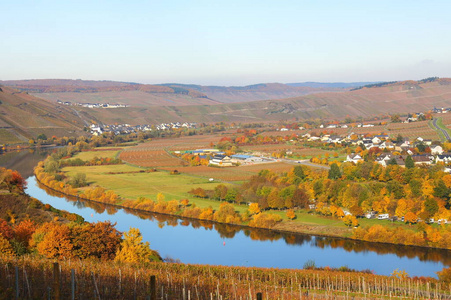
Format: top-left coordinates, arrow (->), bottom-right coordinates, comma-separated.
345,154 -> 363,163
431,145 -> 444,155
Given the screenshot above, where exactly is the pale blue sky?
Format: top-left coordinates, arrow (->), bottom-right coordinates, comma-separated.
1,1 -> 450,85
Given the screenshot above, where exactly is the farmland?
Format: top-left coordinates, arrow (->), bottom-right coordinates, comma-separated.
386,120 -> 440,140
3,255 -> 448,300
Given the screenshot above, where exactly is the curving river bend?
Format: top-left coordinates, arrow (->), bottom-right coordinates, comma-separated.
2,149 -> 450,278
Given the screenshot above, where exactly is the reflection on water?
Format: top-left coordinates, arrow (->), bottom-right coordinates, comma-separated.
37,180 -> 451,269
0,148 -> 53,178
3,149 -> 450,277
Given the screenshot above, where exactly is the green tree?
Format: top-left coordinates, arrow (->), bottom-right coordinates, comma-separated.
433,180 -> 449,200
405,155 -> 414,169
293,166 -> 305,180
37,133 -> 47,140
70,173 -> 87,188
328,163 -> 341,179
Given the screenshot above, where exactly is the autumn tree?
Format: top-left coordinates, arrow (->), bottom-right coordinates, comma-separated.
115,227 -> 160,263
13,219 -> 37,247
0,235 -> 15,256
286,209 -> 296,220
214,202 -> 241,224
248,203 -> 260,215
0,219 -> 14,240
33,223 -> 74,259
71,221 -> 122,260
343,215 -> 359,227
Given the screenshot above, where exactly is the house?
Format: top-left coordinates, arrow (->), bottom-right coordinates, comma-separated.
379,141 -> 394,149
436,154 -> 451,164
372,137 -> 382,145
345,154 -> 363,163
431,145 -> 444,155
412,155 -> 433,165
209,155 -> 233,167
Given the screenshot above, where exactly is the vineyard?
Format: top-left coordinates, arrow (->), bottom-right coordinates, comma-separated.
1,255 -> 449,300
386,121 -> 440,140
119,135 -> 222,168
160,162 -> 293,182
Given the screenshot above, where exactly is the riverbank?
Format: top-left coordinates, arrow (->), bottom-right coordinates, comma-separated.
34,145 -> 451,251
35,170 -> 451,255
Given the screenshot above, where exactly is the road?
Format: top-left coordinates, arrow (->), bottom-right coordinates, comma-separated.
281,159 -> 331,170
432,118 -> 451,141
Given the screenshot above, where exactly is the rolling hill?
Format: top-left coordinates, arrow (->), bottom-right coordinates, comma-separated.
63,78 -> 451,125
1,78 -> 451,131
0,79 -> 343,105
0,86 -> 87,143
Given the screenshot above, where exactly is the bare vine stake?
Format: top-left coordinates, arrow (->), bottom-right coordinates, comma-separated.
119,269 -> 122,294
24,267 -> 31,299
15,266 -> 19,300
92,271 -> 100,300
134,271 -> 137,300
71,269 -> 75,300
53,262 -> 61,300
148,275 -> 156,300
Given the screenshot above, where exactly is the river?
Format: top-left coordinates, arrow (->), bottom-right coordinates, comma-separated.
2,149 -> 450,278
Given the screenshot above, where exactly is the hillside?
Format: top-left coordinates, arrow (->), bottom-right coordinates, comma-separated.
2,78 -> 451,127
162,82 -> 342,103
68,78 -> 451,124
0,86 -> 87,142
0,79 -> 343,105
286,81 -> 378,88
0,79 -> 218,107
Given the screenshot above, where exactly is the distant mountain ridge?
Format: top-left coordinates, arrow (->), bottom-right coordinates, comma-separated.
286,82 -> 379,89
0,79 -> 345,105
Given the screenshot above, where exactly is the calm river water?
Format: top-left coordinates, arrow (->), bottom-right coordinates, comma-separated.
2,149 -> 450,278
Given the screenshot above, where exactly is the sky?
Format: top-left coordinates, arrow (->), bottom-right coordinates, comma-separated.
1,0 -> 451,86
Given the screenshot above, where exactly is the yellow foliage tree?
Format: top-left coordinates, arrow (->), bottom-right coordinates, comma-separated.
0,235 -> 15,256
248,203 -> 260,215
286,209 -> 296,220
115,227 -> 160,264
343,215 -> 359,227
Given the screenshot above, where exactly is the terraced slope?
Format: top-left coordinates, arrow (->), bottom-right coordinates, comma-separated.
0,86 -> 87,142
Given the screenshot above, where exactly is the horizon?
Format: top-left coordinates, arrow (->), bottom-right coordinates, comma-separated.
2,1 -> 451,85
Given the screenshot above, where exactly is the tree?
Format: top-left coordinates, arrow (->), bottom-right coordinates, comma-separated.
0,235 -> 14,256
405,155 -> 414,169
343,215 -> 359,227
37,133 -> 47,140
71,221 -> 122,260
328,163 -> 341,179
13,219 -> 36,246
71,173 -> 87,188
293,166 -> 305,180
433,180 -> 449,200
248,203 -> 260,215
33,223 -> 74,259
404,212 -> 418,224
115,227 -> 160,263
286,209 -> 296,220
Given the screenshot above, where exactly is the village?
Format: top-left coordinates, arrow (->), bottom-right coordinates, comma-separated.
57,99 -> 130,108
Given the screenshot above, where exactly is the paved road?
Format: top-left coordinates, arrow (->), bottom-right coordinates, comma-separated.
432,118 -> 451,141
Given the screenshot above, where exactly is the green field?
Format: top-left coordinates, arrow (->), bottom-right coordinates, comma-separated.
62,164 -> 249,212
